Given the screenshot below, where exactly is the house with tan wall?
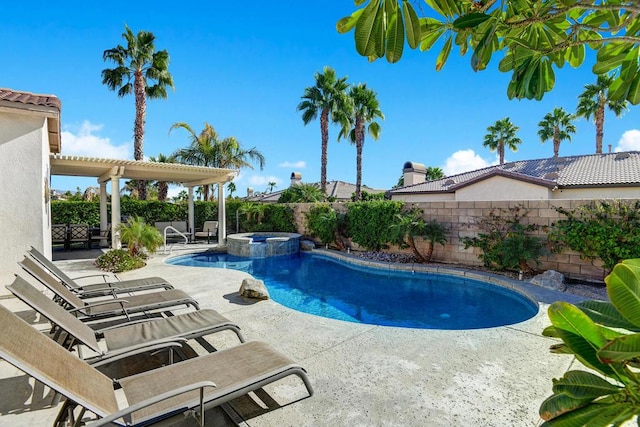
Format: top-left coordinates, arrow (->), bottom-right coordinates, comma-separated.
0,89 -> 61,290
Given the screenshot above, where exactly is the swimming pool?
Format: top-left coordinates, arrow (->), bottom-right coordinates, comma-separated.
167,252 -> 538,330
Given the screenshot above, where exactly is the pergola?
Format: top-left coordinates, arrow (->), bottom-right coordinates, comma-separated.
50,154 -> 237,248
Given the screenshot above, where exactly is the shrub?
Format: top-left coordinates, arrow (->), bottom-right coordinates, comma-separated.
388,209 -> 447,262
463,205 -> 545,272
549,200 -> 640,270
541,259 -> 640,425
347,200 -> 404,251
277,184 -> 326,203
119,216 -> 163,257
95,249 -> 145,273
306,204 -> 348,250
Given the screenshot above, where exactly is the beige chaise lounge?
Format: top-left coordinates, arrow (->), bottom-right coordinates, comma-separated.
19,257 -> 200,322
6,276 -> 244,366
0,304 -> 313,426
29,247 -> 173,297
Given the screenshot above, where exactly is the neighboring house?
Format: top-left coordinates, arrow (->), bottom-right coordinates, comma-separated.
246,172 -> 386,203
391,153 -> 640,202
0,88 -> 61,290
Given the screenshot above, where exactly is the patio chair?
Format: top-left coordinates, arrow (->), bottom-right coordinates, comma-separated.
51,224 -> 67,249
6,276 -> 244,366
28,246 -> 173,297
0,304 -> 313,427
89,224 -> 111,248
194,220 -> 219,243
68,224 -> 90,250
19,257 -> 200,322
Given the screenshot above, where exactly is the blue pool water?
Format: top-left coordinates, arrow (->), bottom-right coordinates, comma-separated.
168,252 -> 538,330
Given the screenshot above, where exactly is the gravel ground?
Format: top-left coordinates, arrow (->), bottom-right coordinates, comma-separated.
356,251 -> 609,301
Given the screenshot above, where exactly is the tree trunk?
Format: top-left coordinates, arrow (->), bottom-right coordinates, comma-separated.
595,96 -> 605,154
498,141 -> 505,165
158,182 -> 168,201
424,241 -> 435,262
320,109 -> 329,195
553,127 -> 560,157
408,235 -> 426,263
354,118 -> 365,201
134,70 -> 148,200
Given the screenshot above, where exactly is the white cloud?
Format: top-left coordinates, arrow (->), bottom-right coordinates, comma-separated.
443,149 -> 492,176
615,129 -> 640,152
278,160 -> 307,169
61,121 -> 131,159
247,175 -> 282,187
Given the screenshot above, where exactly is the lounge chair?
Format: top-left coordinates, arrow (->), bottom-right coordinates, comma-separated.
0,304 -> 313,427
19,257 -> 200,322
194,220 -> 219,243
28,246 -> 173,297
6,276 -> 244,366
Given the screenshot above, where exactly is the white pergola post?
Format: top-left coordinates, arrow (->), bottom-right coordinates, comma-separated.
188,186 -> 195,241
218,182 -> 226,244
98,181 -> 108,247
98,166 -> 124,250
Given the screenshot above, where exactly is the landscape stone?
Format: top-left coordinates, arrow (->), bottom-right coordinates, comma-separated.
300,240 -> 316,251
529,270 -> 566,292
239,278 -> 270,300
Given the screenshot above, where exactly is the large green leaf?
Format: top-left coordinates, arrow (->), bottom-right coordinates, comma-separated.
565,44 -> 585,68
577,300 -> 640,332
386,2 -> 404,63
598,333 -> 640,363
627,72 -> 640,105
606,262 -> 640,327
540,401 -> 634,426
552,370 -> 620,399
539,392 -> 592,421
552,328 -> 618,378
336,9 -> 365,34
452,13 -> 490,30
435,35 -> 452,71
355,0 -> 383,57
403,1 -> 420,49
419,28 -> 445,51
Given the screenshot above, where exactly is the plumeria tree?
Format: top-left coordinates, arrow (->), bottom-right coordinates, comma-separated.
102,25 -> 174,200
483,117 -> 522,165
576,74 -> 629,154
337,1 -> 640,104
538,107 -> 577,158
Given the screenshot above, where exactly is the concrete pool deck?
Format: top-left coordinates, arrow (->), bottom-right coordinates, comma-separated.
0,246 -> 589,426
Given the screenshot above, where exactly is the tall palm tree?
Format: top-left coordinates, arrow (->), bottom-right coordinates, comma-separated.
483,117 -> 522,165
576,74 -> 629,154
297,66 -> 351,194
148,153 -> 175,201
227,181 -> 237,198
170,122 -> 265,201
102,24 -> 174,200
538,107 -> 577,157
339,83 -> 384,201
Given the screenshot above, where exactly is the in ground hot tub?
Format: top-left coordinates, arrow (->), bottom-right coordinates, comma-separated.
227,232 -> 301,258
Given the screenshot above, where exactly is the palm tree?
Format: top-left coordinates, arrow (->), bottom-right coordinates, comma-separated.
425,166 -> 445,181
148,153 -> 175,201
538,107 -> 577,157
267,181 -> 277,193
102,25 -> 174,200
297,66 -> 351,194
227,182 -> 237,198
576,74 -> 629,154
483,118 -> 522,165
339,83 -> 384,201
171,122 -> 265,201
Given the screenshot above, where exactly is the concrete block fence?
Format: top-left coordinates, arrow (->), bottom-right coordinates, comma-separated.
288,200 -> 628,283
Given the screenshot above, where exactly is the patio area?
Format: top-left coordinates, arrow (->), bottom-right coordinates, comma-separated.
0,246 -> 583,426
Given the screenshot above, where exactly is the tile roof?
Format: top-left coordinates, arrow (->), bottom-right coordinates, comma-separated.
0,88 -> 61,111
246,180 -> 385,202
391,152 -> 640,194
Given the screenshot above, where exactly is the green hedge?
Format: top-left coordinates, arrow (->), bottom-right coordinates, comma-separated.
346,200 -> 404,250
51,199 -> 295,232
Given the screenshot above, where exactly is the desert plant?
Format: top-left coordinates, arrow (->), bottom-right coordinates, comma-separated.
540,259 -> 640,425
389,209 -> 447,262
119,216 -> 163,258
463,205 -> 545,272
94,249 -> 145,273
306,204 -> 348,250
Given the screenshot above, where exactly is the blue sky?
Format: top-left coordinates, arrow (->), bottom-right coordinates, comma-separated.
4,1 -> 640,198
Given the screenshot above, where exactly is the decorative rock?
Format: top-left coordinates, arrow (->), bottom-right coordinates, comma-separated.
529,270 -> 566,292
300,240 -> 316,251
239,278 -> 270,300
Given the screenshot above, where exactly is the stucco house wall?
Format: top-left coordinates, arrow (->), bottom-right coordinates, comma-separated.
0,89 -> 60,295
455,176 -> 552,201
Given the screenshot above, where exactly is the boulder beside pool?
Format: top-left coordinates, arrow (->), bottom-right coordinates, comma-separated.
239,278 -> 270,300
